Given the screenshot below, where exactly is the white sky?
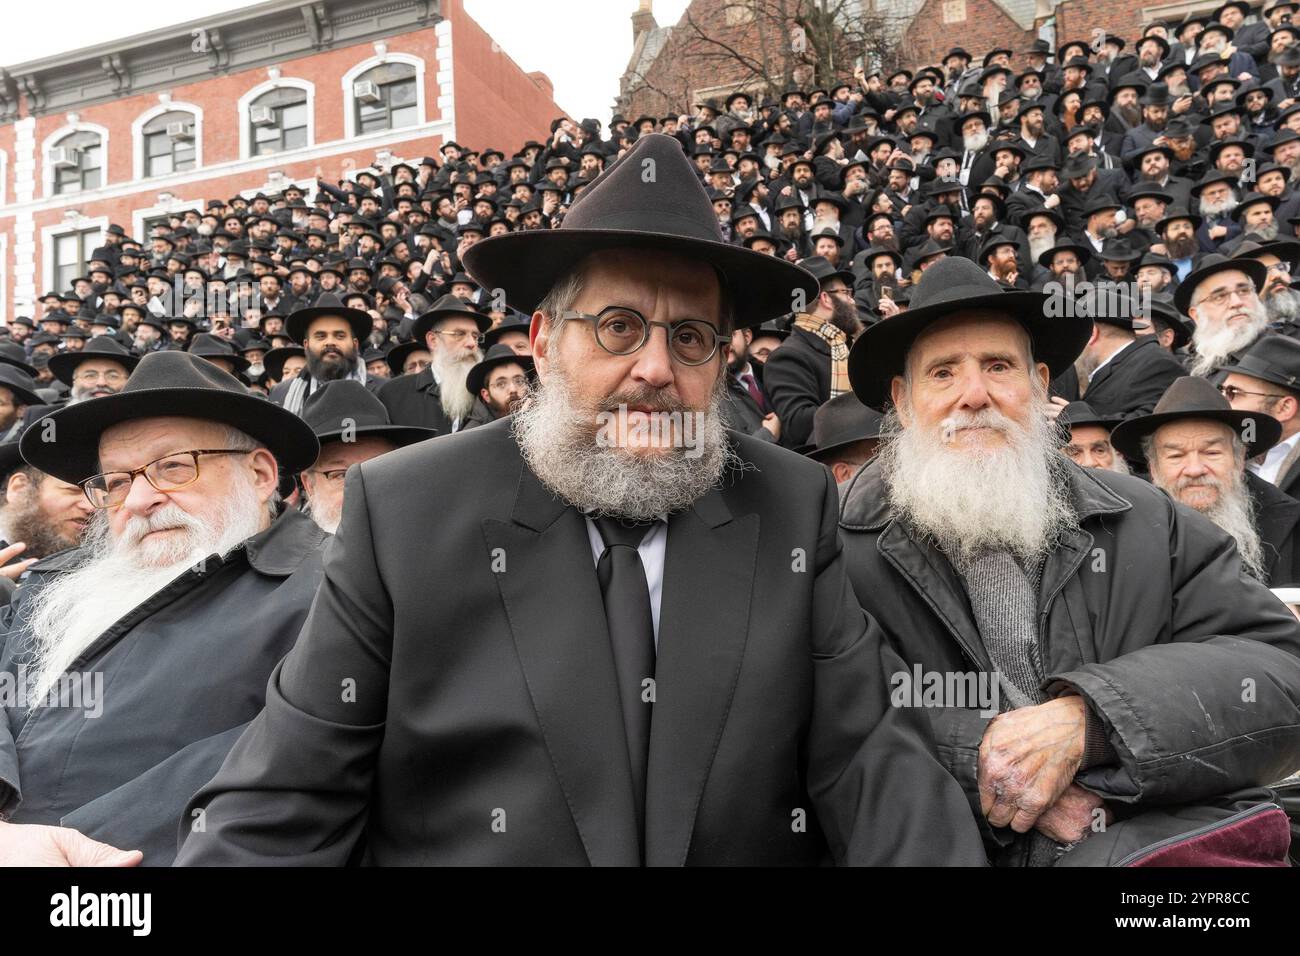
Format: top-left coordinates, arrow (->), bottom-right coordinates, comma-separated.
0,0 -> 692,124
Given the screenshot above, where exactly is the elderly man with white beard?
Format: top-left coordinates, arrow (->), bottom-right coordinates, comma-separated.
175,133 -> 987,868
0,351 -> 325,865
1229,238 -> 1300,330
1111,376 -> 1300,587
378,294 -> 487,434
1057,402 -> 1129,474
838,256 -> 1300,866
1176,255 -> 1272,377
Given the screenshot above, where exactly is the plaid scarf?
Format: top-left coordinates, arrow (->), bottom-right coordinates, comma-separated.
793,313 -> 851,398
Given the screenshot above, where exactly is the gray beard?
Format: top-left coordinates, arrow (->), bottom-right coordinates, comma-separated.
1247,222 -> 1279,241
1191,299 -> 1269,375
1163,468 -> 1266,580
23,470 -> 266,703
1199,196 -> 1239,219
1028,233 -> 1056,262
1268,287 -> 1300,322
432,348 -> 480,423
511,355 -> 741,521
877,393 -> 1078,568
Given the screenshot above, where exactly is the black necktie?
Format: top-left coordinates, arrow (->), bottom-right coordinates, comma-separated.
594,515 -> 656,846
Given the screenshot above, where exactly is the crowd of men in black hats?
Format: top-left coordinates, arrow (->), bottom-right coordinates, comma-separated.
1,4 -> 1300,870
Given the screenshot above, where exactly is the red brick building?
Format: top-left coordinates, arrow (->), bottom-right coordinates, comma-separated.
0,0 -> 564,319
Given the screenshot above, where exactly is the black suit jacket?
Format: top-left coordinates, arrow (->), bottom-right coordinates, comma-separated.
721,365 -> 776,443
1248,470 -> 1300,588
762,327 -> 831,449
1054,337 -> 1184,420
176,419 -> 985,866
377,367 -> 454,434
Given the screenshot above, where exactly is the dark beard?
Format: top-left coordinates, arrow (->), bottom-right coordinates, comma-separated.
781,223 -> 804,241
872,235 -> 900,253
307,347 -> 355,382
1116,104 -> 1141,128
1166,235 -> 1198,259
6,492 -> 79,559
830,296 -> 860,338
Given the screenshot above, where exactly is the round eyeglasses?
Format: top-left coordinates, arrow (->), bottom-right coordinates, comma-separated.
556,307 -> 727,366
79,449 -> 250,509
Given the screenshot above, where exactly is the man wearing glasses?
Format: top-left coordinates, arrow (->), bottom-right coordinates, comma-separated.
0,351 -> 324,865
1230,238 -> 1300,334
1177,255 -> 1273,377
378,294 -> 487,434
177,134 -> 986,867
762,255 -> 862,449
1218,334 -> 1300,501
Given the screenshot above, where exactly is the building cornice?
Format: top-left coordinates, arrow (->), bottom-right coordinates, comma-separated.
0,0 -> 442,122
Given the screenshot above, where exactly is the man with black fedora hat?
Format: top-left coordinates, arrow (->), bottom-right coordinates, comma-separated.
377,294 -> 488,434
1113,375 -> 1300,585
298,380 -> 436,535
1176,253 -> 1271,375
838,255 -> 1300,865
0,351 -> 326,865
177,133 -> 986,868
803,392 -> 882,486
0,365 -> 45,443
461,343 -> 534,430
763,255 -> 860,449
48,336 -> 137,405
1058,401 -> 1128,473
272,292 -> 381,415
1217,333 -> 1300,498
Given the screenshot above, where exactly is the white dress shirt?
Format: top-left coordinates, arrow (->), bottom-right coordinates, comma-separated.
586,517 -> 667,649
1250,431 -> 1300,485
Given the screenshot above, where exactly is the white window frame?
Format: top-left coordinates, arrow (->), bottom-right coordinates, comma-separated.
341,52 -> 426,140
237,77 -> 316,159
41,216 -> 107,295
131,101 -> 204,181
40,122 -> 110,199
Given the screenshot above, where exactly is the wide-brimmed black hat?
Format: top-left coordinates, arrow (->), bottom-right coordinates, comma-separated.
47,335 -> 139,386
466,343 -> 536,398
462,134 -> 817,330
301,379 -> 438,448
384,340 -> 430,377
804,392 -> 883,461
286,292 -> 373,345
1155,205 -> 1204,234
1215,333 -> 1300,392
1037,238 -> 1092,268
0,341 -> 37,377
1144,294 -> 1194,351
187,332 -> 250,374
411,294 -> 491,342
481,310 -> 532,350
0,364 -> 44,407
848,256 -> 1092,410
1110,375 -> 1283,461
799,254 -> 855,290
20,350 -> 320,483
263,345 -> 305,382
1173,253 -> 1267,313
1058,401 -> 1117,433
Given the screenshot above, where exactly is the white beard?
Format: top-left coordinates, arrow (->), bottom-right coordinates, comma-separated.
1268,287 -> 1300,322
432,346 -> 481,423
1160,468 -> 1266,580
1028,233 -> 1057,262
1191,297 -> 1269,375
1105,454 -> 1131,476
511,352 -> 741,521
23,469 -> 267,703
877,391 -> 1078,568
307,495 -> 342,535
1198,195 -> 1239,218
964,131 -> 989,153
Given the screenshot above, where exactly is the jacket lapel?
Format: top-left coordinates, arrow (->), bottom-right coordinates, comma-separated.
644,488 -> 758,866
481,463 -> 641,866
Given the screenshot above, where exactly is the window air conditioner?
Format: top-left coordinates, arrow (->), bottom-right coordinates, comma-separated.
353,80 -> 381,103
250,106 -> 276,126
167,122 -> 195,141
48,147 -> 80,168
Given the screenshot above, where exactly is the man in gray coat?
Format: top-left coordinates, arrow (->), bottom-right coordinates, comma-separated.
839,256 -> 1300,866
0,352 -> 325,866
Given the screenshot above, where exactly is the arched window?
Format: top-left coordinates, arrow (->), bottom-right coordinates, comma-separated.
142,110 -> 196,177
51,130 -> 102,193
352,62 -> 417,134
249,86 -> 309,155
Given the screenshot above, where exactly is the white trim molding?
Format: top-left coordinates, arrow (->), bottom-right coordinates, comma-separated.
340,50 -> 427,141
435,17 -> 454,137
39,120 -> 111,199
131,99 -> 205,181
236,76 -> 316,160
40,213 -> 107,298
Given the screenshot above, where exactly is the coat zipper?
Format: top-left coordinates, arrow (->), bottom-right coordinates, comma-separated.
1113,801 -> 1281,867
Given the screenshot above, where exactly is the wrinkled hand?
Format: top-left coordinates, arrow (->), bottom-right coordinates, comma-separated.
1035,784 -> 1112,844
0,822 -> 142,867
0,542 -> 35,581
978,696 -> 1087,833
1044,395 -> 1070,421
